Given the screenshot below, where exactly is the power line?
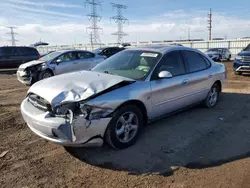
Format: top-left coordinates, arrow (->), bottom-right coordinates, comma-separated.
85,0 -> 103,48
6,26 -> 18,46
110,3 -> 129,44
207,8 -> 212,40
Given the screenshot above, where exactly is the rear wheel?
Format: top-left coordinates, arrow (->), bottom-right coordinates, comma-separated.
105,105 -> 143,149
227,55 -> 231,61
204,83 -> 220,108
234,71 -> 242,75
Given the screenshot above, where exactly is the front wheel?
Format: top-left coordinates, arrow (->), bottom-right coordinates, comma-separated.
234,71 -> 242,75
105,105 -> 143,149
204,83 -> 220,108
39,70 -> 53,80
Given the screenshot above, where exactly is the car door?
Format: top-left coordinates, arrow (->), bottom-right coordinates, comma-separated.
76,51 -> 98,70
182,50 -> 213,103
53,52 -> 78,75
150,51 -> 193,118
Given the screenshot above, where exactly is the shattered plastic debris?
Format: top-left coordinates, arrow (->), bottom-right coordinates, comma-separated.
0,150 -> 9,158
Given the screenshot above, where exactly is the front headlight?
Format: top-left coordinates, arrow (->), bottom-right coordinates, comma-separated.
235,55 -> 242,60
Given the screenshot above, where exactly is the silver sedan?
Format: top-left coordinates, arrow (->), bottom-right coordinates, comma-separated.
17,50 -> 106,86
20,46 -> 226,149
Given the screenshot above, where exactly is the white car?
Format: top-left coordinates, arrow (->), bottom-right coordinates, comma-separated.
17,50 -> 106,86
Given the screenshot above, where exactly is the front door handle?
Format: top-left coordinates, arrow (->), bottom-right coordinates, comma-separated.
208,73 -> 213,78
182,79 -> 189,85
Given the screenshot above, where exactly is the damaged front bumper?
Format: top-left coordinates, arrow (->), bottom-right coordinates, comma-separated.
17,70 -> 32,86
21,98 -> 112,147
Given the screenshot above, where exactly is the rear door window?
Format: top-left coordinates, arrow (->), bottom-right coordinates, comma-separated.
182,51 -> 209,73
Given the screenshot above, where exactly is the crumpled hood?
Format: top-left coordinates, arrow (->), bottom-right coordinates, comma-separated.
238,51 -> 250,56
28,71 -> 135,106
205,51 -> 220,55
19,60 -> 46,69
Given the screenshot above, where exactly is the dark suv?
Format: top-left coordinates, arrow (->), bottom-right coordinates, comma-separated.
93,47 -> 125,58
234,44 -> 250,75
0,46 -> 40,68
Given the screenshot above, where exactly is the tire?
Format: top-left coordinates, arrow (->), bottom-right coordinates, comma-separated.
39,70 -> 53,80
218,55 -> 222,62
234,71 -> 242,75
227,55 -> 231,61
105,105 -> 144,149
204,83 -> 220,108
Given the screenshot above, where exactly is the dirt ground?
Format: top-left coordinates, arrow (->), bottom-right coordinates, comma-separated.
0,62 -> 250,188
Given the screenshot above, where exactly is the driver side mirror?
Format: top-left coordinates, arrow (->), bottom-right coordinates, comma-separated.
55,59 -> 62,65
158,71 -> 173,79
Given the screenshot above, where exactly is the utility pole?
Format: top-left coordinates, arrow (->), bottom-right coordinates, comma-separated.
85,0 -> 102,47
110,3 -> 129,45
207,8 -> 212,40
6,26 -> 18,46
89,32 -> 94,50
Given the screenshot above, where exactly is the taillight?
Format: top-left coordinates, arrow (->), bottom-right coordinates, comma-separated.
38,55 -> 41,59
104,57 -> 107,60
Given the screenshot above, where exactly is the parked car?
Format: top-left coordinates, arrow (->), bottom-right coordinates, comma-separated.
0,46 -> 40,69
20,46 -> 226,149
205,48 -> 231,62
93,47 -> 125,58
233,43 -> 250,75
17,50 -> 106,86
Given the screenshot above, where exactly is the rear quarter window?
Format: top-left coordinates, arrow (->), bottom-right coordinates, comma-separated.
182,51 -> 209,73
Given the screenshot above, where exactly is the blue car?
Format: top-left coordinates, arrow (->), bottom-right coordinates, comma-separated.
234,44 -> 250,75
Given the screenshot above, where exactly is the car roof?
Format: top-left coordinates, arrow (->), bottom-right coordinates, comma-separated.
56,49 -> 92,53
126,45 -> 197,54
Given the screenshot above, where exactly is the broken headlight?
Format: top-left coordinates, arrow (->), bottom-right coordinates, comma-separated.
80,104 -> 113,120
53,103 -> 77,115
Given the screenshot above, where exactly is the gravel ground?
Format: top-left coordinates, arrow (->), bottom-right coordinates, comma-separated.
0,62 -> 250,188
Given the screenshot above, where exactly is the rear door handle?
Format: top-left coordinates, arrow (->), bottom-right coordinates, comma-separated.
182,79 -> 189,85
208,73 -> 213,78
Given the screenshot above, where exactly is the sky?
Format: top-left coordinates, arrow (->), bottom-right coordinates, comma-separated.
0,0 -> 250,46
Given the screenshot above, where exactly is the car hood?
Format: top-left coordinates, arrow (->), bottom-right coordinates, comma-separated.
28,70 -> 135,106
19,60 -> 46,69
205,51 -> 220,55
238,51 -> 250,56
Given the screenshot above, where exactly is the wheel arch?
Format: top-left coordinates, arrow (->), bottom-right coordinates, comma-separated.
214,80 -> 222,92
114,100 -> 148,125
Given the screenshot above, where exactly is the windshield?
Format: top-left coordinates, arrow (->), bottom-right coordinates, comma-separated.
244,44 -> 250,51
40,51 -> 62,61
207,48 -> 223,52
92,50 -> 162,80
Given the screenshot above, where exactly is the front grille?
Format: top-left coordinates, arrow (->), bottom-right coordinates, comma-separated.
18,68 -> 25,71
242,56 -> 250,62
28,93 -> 52,112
